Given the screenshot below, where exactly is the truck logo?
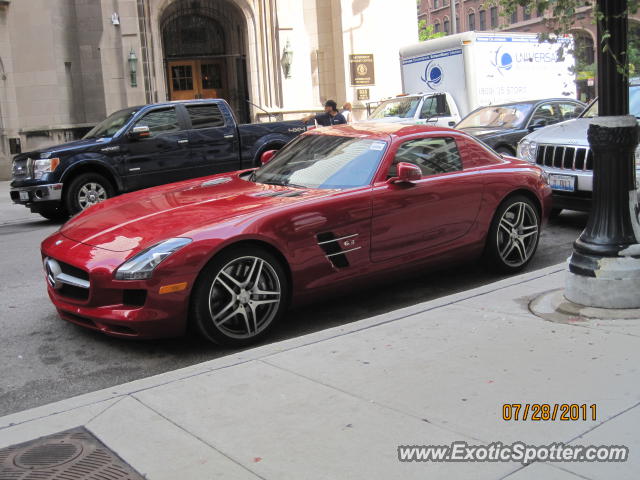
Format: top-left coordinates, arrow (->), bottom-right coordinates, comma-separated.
492,47 -> 513,75
420,61 -> 443,90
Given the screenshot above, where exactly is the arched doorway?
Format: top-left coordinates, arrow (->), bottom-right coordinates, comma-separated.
161,0 -> 249,122
572,30 -> 596,103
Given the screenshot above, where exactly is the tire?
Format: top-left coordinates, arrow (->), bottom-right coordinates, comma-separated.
38,205 -> 69,222
484,195 -> 541,273
64,173 -> 115,215
495,146 -> 515,156
191,246 -> 289,347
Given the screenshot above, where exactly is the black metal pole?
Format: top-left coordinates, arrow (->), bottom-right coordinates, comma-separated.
567,0 -> 640,301
595,0 -> 628,116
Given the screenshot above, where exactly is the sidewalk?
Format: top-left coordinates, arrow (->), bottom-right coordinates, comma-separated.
1,264 -> 638,479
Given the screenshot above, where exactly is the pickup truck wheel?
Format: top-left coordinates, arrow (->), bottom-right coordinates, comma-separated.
485,195 -> 540,273
38,206 -> 68,222
191,246 -> 289,347
65,173 -> 115,214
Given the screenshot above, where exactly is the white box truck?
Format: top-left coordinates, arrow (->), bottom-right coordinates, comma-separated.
367,31 -> 576,127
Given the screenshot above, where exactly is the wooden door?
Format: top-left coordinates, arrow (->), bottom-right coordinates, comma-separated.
168,60 -> 197,100
197,60 -> 227,99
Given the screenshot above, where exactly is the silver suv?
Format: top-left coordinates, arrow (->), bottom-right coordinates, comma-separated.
517,84 -> 640,213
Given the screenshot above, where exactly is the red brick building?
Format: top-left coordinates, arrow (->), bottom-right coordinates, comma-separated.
418,0 -> 640,102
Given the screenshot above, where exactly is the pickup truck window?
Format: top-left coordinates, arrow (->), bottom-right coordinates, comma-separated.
133,108 -> 180,136
369,97 -> 421,119
390,137 -> 462,177
186,104 -> 225,129
420,96 -> 450,119
83,107 -> 138,139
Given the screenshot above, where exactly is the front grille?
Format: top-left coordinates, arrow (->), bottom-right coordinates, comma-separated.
45,257 -> 90,301
535,144 -> 593,171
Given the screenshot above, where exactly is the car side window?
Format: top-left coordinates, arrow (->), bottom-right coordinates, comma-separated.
530,104 -> 558,126
133,108 -> 180,137
186,104 -> 226,129
388,137 -> 462,177
557,102 -> 584,121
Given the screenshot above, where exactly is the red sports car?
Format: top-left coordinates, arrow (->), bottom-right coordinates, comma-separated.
41,124 -> 551,346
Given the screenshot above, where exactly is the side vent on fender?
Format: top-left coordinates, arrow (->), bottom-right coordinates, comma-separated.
316,232 -> 361,268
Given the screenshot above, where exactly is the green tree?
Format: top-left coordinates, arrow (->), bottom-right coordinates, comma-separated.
418,19 -> 446,41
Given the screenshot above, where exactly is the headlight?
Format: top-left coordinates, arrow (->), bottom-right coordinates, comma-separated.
33,158 -> 60,179
517,140 -> 537,163
115,238 -> 192,280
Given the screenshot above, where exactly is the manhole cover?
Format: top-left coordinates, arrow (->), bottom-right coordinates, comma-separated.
14,442 -> 82,469
0,427 -> 144,479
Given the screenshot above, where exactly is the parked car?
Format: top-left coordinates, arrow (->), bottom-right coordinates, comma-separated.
456,98 -> 586,155
10,99 -> 306,220
517,82 -> 640,213
41,123 -> 551,346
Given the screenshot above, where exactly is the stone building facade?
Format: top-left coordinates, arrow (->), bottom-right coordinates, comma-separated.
419,0 -> 640,104
0,0 -> 418,179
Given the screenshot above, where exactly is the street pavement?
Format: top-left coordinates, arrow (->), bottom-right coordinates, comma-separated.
0,180 -> 592,417
0,264 -> 638,479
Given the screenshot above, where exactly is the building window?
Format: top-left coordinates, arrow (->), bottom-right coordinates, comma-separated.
444,18 -> 450,34
456,16 -> 459,31
523,8 -> 531,20
536,4 -> 544,16
479,10 -> 486,30
434,22 -> 441,33
468,12 -> 475,31
490,7 -> 498,28
511,9 -> 518,24
433,0 -> 439,9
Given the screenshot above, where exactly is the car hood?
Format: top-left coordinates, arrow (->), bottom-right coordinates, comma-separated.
21,137 -> 113,158
60,173 -> 331,252
524,118 -> 591,146
363,117 -> 412,124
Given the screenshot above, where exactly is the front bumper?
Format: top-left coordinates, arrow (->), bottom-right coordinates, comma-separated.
41,232 -> 194,339
10,183 -> 63,205
539,166 -> 640,212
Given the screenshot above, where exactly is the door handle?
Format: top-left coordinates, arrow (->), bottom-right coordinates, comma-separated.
224,134 -> 234,139
177,139 -> 189,145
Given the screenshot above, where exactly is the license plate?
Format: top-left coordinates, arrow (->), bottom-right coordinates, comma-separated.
549,174 -> 576,192
19,191 -> 29,201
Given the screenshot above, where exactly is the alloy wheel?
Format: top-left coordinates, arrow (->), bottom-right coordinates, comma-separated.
496,201 -> 539,268
77,182 -> 108,209
207,256 -> 281,339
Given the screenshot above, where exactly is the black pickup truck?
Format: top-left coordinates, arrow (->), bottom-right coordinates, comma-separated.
10,99 -> 307,219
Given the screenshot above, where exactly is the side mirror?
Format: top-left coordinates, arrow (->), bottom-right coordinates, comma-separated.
390,162 -> 422,184
128,125 -> 151,140
260,149 -> 277,165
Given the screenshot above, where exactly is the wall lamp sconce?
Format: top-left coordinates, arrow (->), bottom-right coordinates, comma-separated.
128,49 -> 138,87
281,40 -> 293,79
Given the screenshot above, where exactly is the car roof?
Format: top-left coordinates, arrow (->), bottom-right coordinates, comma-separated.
305,123 -> 461,141
475,98 -> 584,108
126,99 -> 224,111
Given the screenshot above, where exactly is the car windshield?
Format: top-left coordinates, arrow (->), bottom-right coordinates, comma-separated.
456,103 -> 532,129
83,107 -> 138,139
369,97 -> 421,119
581,85 -> 640,118
251,135 -> 387,189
